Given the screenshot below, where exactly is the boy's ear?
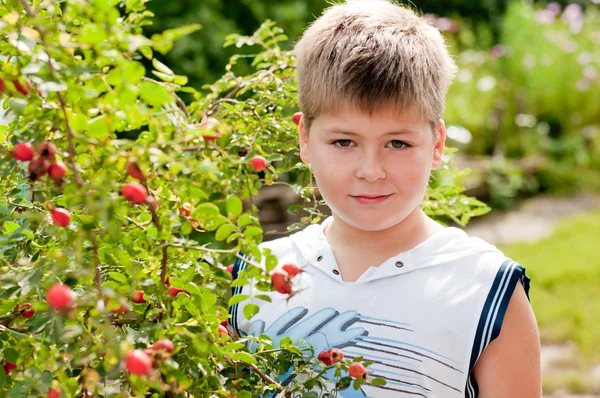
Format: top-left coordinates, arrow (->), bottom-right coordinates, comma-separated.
298,115 -> 311,166
431,119 -> 446,170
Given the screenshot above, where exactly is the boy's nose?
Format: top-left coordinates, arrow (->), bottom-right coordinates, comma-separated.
355,155 -> 386,182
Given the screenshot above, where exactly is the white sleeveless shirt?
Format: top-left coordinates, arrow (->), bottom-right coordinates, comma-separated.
229,217 -> 531,398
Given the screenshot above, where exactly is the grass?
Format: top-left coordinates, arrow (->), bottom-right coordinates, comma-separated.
499,208 -> 600,366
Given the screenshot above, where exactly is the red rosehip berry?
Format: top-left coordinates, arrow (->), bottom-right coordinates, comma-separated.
330,348 -> 344,364
318,349 -> 333,365
270,269 -> 292,295
292,112 -> 302,125
28,155 -> 49,181
200,117 -> 221,141
131,290 -> 147,304
226,264 -> 234,274
152,339 -> 174,354
348,362 -> 368,379
13,79 -> 30,96
13,142 -> 34,161
51,208 -> 71,227
46,283 -> 73,310
121,182 -> 147,204
48,161 -> 67,180
250,155 -> 267,171
0,78 -> 5,92
167,286 -> 186,297
179,203 -> 192,218
3,361 -> 17,375
111,303 -> 129,314
218,324 -> 229,337
20,303 -> 35,319
282,263 -> 302,278
126,161 -> 145,180
125,349 -> 152,376
47,388 -> 61,398
37,141 -> 57,160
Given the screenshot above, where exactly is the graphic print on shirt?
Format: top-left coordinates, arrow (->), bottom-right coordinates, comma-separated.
242,306 -> 464,398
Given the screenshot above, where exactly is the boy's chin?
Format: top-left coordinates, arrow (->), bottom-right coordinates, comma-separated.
332,211 -> 407,232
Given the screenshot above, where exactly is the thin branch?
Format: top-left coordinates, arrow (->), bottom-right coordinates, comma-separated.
19,0 -> 83,188
181,146 -> 205,152
223,354 -> 283,392
89,232 -> 103,295
145,191 -> 169,284
204,83 -> 242,117
174,94 -> 190,119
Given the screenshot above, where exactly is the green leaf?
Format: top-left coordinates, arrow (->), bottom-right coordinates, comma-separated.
192,203 -> 220,219
215,223 -> 236,241
226,196 -> 243,219
0,300 -> 17,315
243,303 -> 259,320
3,222 -> 20,234
238,214 -> 253,227
3,347 -> 18,363
228,294 -> 250,307
123,61 -> 145,84
139,81 -> 173,107
244,226 -> 262,238
254,294 -> 272,303
370,377 -> 387,386
203,214 -> 228,232
224,341 -> 246,351
352,377 -> 365,390
226,232 -> 241,244
229,351 -> 257,365
108,272 -> 128,284
152,58 -> 174,75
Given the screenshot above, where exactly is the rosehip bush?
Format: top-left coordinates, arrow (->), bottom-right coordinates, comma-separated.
0,1 -> 488,397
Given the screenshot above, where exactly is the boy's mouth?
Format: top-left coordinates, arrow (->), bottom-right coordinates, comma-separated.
350,194 -> 392,204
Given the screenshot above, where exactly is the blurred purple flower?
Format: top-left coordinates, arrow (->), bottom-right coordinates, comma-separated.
578,52 -> 593,65
535,9 -> 556,24
583,66 -> 597,79
546,2 -> 561,16
569,19 -> 584,34
488,44 -> 506,59
435,17 -> 460,33
576,79 -> 590,91
561,3 -> 583,23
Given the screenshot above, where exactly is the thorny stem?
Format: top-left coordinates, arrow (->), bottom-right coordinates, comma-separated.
144,183 -> 169,285
204,83 -> 242,118
223,354 -> 289,396
89,232 -> 103,295
174,93 -> 191,119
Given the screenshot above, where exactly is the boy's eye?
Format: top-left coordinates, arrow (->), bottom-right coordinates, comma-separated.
333,139 -> 353,147
389,140 -> 408,149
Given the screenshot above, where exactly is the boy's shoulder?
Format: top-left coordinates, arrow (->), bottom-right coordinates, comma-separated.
257,219 -> 513,278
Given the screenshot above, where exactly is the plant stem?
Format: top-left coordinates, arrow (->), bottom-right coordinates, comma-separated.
19,0 -> 83,188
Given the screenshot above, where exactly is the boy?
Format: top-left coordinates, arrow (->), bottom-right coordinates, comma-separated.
229,0 -> 541,396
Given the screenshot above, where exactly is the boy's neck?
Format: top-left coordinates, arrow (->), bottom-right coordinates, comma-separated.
323,207 -> 444,253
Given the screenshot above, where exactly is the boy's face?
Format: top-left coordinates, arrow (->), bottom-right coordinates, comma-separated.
298,104 -> 446,232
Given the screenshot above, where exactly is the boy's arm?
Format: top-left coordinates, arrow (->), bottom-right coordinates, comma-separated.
473,282 -> 542,398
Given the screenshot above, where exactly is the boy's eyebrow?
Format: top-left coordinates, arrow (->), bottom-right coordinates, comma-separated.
327,127 -> 416,136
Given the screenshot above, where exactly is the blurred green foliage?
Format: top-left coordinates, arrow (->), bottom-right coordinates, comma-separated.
501,208 -> 600,369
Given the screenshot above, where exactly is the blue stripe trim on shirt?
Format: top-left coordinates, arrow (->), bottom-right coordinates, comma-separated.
229,252 -> 248,337
465,259 -> 531,397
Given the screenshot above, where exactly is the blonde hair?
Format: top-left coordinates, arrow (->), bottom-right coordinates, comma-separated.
293,0 -> 458,135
